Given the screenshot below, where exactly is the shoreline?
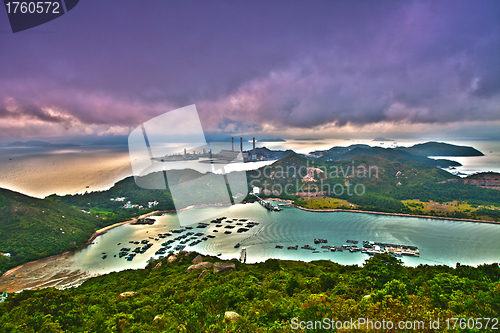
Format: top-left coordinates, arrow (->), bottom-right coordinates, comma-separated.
2,202 -> 499,292
291,204 -> 500,225
4,201 -> 499,279
0,210 -> 163,280
0,205 -> 225,280
86,210 -> 163,245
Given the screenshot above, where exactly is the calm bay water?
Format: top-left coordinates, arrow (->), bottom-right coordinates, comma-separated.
69,203 -> 500,276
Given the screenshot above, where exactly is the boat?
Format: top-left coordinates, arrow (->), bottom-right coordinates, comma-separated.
102,255 -> 107,259
217,253 -> 222,256
224,231 -> 232,234
234,243 -> 241,248
275,245 -> 283,249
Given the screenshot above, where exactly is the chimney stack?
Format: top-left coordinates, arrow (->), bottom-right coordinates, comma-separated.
253,137 -> 255,151
240,137 -> 243,152
231,137 -> 234,151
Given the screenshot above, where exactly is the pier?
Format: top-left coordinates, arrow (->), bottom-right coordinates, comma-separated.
253,194 -> 281,211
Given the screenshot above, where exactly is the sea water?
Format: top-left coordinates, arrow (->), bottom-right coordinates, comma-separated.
69,202 -> 500,276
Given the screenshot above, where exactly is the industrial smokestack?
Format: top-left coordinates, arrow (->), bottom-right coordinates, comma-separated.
253,137 -> 255,151
231,137 -> 234,151
240,137 -> 243,152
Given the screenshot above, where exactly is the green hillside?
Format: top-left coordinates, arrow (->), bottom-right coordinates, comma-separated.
248,152 -> 500,219
0,252 -> 498,332
247,151 -> 454,195
0,189 -> 107,274
57,174 -> 175,218
58,169 -> 237,215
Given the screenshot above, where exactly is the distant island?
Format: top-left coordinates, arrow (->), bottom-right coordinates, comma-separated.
5,140 -> 79,148
257,138 -> 286,142
407,142 -> 484,157
373,137 -> 394,141
305,141 -> 483,167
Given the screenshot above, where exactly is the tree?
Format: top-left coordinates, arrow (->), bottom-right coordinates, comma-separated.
361,253 -> 405,289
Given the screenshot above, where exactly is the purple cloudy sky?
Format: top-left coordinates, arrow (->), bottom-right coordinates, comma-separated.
0,0 -> 499,141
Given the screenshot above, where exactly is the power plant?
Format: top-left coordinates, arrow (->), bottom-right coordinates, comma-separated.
153,136 -> 263,164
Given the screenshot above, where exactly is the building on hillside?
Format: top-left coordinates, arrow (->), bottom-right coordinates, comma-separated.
251,187 -> 260,195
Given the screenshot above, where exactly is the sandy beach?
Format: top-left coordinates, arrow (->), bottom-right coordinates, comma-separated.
0,210 -> 162,293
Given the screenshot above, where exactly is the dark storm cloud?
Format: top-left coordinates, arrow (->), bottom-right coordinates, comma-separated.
0,0 -> 499,137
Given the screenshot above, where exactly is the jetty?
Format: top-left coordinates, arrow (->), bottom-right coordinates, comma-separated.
252,194 -> 281,211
